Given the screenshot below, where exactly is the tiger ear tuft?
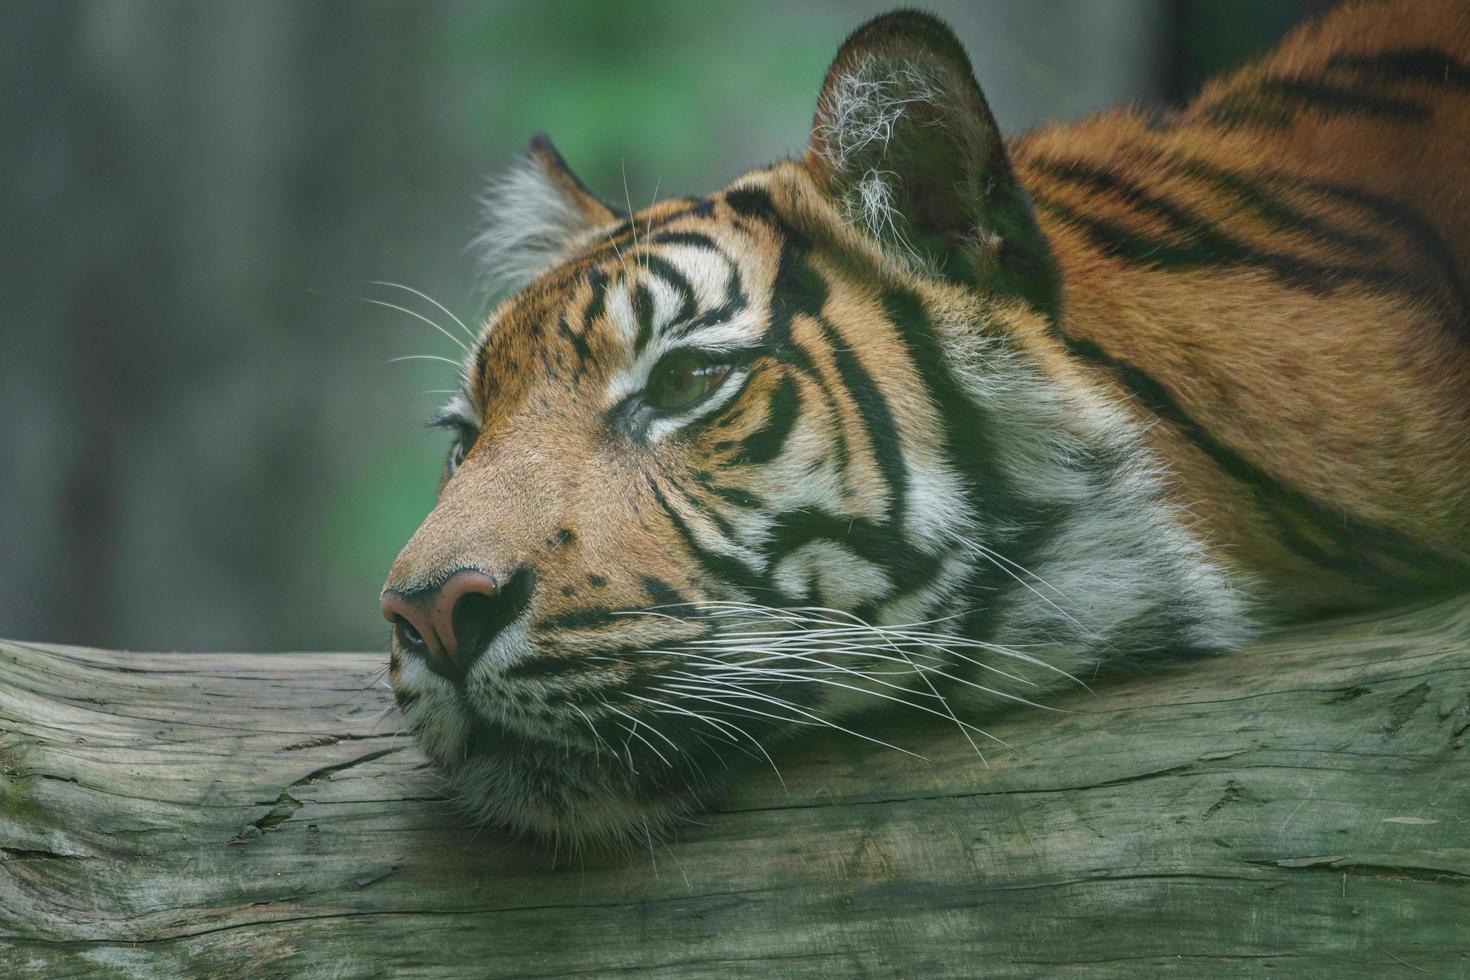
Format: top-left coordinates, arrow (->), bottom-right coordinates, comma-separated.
804,12 -> 1058,313
472,133 -> 624,296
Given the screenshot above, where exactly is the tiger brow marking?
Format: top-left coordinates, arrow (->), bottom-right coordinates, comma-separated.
632,281 -> 656,356
638,255 -> 699,327
669,252 -> 750,339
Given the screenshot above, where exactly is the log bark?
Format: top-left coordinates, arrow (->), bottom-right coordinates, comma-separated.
2,596 -> 1468,978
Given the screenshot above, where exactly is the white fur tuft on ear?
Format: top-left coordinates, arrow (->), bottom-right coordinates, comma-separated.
469,137 -> 618,297
805,12 -> 1060,303
811,59 -> 944,264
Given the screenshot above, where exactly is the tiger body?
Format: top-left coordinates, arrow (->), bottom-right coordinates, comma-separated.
382,1 -> 1470,847
1018,3 -> 1470,613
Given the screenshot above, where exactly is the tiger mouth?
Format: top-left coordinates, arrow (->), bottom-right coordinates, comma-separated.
410,673 -> 766,847
391,602 -> 1040,846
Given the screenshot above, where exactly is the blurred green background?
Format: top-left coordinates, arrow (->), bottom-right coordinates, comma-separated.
1,0 -> 1327,652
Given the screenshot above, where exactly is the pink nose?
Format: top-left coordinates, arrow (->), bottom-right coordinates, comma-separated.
381,569 -> 525,681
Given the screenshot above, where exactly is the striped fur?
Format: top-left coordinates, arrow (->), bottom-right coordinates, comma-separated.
383,2 -> 1470,848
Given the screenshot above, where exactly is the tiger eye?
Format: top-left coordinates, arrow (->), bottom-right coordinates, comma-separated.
648,351 -> 731,412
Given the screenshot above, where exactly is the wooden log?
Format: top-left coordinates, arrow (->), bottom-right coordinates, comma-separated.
2,595 -> 1468,977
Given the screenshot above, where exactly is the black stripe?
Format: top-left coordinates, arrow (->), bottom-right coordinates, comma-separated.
771,250 -> 906,529
649,478 -> 766,594
640,255 -> 698,326
1297,177 -> 1470,336
1031,158 -> 1397,296
1327,48 -> 1470,92
766,233 -> 848,473
674,262 -> 749,335
723,187 -> 776,221
536,607 -> 617,631
557,314 -> 593,376
598,198 -> 713,252
817,313 -> 909,530
580,269 -> 608,329
764,511 -> 937,590
878,287 -> 1057,604
695,474 -> 763,510
732,373 -> 799,465
1048,150 -> 1466,333
1166,155 -> 1381,254
640,576 -> 685,608
632,281 -> 655,355
1207,76 -> 1429,129
501,655 -> 594,680
1052,330 -> 1469,593
652,231 -> 720,250
668,480 -> 738,541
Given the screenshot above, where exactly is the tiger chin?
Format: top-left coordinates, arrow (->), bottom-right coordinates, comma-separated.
381,4 -> 1470,850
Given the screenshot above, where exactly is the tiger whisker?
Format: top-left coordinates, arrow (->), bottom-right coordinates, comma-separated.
619,157 -> 649,277
967,539 -> 1071,600
666,668 -> 1013,748
607,715 -> 672,770
626,691 -> 747,746
568,703 -> 614,768
667,639 -> 1048,708
620,600 -> 1081,688
863,610 -> 988,761
368,280 -> 477,343
629,692 -> 788,787
601,700 -> 686,763
342,293 -> 470,354
658,682 -> 925,760
387,354 -> 465,368
959,539 -> 1103,644
698,599 -> 1086,687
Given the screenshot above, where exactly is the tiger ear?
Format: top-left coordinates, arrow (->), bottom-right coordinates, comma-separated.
804,12 -> 1058,314
472,133 -> 624,295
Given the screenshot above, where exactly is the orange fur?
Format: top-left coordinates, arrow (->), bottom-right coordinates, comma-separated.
1013,0 -> 1470,611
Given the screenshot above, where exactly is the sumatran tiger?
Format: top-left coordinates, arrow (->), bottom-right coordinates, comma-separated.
380,2 -> 1470,848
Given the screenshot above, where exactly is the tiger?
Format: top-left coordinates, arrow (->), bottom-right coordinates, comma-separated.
380,1 -> 1470,849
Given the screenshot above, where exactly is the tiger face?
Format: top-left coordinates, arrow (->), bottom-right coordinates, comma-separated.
382,12 -> 1248,846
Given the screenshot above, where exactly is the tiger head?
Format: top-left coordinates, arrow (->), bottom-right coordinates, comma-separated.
381,12 -> 1245,847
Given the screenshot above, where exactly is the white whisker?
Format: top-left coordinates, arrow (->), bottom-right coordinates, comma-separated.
387,354 -> 464,369
348,294 -> 470,354
369,280 -> 477,342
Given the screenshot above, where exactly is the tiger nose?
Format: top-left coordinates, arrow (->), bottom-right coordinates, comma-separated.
380,568 -> 536,681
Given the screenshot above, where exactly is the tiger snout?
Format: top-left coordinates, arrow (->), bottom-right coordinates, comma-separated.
380,566 -> 536,683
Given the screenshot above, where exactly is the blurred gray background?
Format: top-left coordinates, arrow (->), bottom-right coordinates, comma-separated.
0,0 -> 1328,652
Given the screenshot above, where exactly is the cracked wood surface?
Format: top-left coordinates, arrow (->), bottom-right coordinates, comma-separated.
2,595 -> 1468,978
